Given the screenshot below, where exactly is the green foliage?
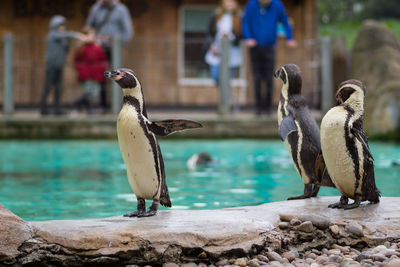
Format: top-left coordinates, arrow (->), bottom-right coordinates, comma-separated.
319,19 -> 400,49
319,0 -> 400,24
319,0 -> 361,24
362,0 -> 400,20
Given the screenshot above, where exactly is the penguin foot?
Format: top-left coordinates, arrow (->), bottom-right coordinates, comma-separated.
311,185 -> 320,197
124,198 -> 146,217
287,194 -> 311,200
136,199 -> 159,217
288,184 -> 314,200
343,196 -> 361,210
328,202 -> 345,209
328,195 -> 349,209
137,210 -> 158,217
123,210 -> 144,217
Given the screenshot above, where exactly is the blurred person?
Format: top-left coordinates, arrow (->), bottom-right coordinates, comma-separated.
74,29 -> 108,113
242,0 -> 297,115
85,0 -> 133,112
205,0 -> 242,113
40,15 -> 85,115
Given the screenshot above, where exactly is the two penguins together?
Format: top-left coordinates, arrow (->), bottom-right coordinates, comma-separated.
275,64 -> 380,210
104,64 -> 380,218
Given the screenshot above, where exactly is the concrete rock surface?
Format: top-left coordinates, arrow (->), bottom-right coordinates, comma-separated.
0,197 -> 399,266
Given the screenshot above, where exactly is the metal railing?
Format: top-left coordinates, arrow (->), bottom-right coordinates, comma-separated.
1,34 -> 337,115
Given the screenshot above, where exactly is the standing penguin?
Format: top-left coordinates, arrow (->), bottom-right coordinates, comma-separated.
275,64 -> 334,200
104,68 -> 202,217
320,79 -> 380,209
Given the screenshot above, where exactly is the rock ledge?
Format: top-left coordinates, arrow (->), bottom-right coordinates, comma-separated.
1,197 -> 399,266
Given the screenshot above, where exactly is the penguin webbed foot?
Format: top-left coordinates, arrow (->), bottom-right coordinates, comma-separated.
287,184 -> 317,200
328,195 -> 349,209
311,185 -> 320,197
287,194 -> 311,200
137,209 -> 158,217
137,199 -> 159,217
124,197 -> 147,217
123,210 -> 144,217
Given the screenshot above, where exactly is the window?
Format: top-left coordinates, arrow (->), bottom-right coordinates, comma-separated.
178,5 -> 246,86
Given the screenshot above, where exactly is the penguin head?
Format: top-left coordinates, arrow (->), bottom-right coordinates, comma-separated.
104,68 -> 139,90
274,64 -> 302,98
336,79 -> 365,105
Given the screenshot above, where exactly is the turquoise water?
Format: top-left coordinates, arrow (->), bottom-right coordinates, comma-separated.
0,140 -> 399,221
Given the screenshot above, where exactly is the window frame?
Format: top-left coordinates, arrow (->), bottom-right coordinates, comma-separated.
178,4 -> 247,87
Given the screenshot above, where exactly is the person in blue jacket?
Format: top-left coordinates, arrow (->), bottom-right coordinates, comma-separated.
242,0 -> 297,115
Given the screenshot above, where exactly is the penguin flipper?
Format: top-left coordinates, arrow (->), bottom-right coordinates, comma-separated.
351,127 -> 374,160
148,120 -> 203,136
279,115 -> 297,141
160,170 -> 172,207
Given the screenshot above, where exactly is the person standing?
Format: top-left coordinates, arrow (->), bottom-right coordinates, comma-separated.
85,0 -> 133,112
74,30 -> 108,113
40,15 -> 85,115
205,0 -> 242,113
242,0 -> 297,115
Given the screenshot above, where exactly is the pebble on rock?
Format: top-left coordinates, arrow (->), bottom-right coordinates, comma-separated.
163,263 -> 179,267
384,258 -> 400,267
290,218 -> 302,226
266,251 -> 285,263
281,251 -> 296,262
248,259 -> 261,267
371,253 -> 387,262
297,221 -> 314,232
234,257 -> 248,267
279,222 -> 290,229
328,255 -> 343,263
257,255 -> 270,263
345,221 -> 364,237
215,259 -> 229,266
280,214 -> 297,222
315,255 -> 329,264
269,261 -> 284,267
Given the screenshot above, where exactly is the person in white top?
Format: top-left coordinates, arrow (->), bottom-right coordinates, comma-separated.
206,0 -> 242,113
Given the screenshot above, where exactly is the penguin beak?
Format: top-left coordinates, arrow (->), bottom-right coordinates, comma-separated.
274,69 -> 281,79
104,70 -> 123,81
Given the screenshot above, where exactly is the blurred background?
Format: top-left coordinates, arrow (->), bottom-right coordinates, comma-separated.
0,0 -> 399,220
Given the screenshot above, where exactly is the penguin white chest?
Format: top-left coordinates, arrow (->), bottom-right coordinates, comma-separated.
320,107 -> 357,197
117,105 -> 160,200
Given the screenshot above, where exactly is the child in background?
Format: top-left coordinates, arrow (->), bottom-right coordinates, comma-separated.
74,29 -> 108,113
40,15 -> 85,115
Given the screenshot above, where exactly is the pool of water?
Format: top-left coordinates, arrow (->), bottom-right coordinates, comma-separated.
0,140 -> 399,221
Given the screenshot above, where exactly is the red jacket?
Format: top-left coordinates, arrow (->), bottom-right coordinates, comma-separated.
74,43 -> 108,83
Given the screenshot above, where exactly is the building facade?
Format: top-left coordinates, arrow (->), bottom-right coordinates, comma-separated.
0,0 -> 318,108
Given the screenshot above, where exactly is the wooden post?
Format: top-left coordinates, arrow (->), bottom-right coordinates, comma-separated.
111,36 -> 122,114
3,33 -> 14,115
219,36 -> 230,115
320,36 -> 334,113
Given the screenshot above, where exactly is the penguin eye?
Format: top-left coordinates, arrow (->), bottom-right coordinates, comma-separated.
116,74 -> 137,89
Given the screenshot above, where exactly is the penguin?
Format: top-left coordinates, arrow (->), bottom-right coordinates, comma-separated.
104,68 -> 202,217
187,152 -> 213,170
274,64 -> 334,200
320,79 -> 380,209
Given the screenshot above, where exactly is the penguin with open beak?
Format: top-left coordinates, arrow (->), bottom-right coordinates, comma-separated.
320,79 -> 380,209
105,68 -> 202,217
275,64 -> 334,200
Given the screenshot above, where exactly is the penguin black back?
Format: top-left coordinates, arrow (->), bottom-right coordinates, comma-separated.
275,64 -> 334,200
275,63 -> 302,96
